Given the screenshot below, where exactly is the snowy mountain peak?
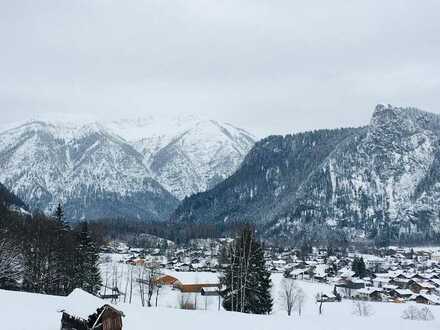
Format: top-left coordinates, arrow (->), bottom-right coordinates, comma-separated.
0,115 -> 255,220
371,104 -> 440,133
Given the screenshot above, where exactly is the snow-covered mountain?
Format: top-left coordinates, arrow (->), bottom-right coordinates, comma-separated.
0,116 -> 255,221
103,116 -> 255,199
171,105 -> 440,245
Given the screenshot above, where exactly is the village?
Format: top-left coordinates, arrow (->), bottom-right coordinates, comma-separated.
4,237 -> 440,330
99,238 -> 440,308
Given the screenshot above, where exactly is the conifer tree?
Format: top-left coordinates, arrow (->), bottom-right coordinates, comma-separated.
74,222 -> 102,294
53,203 -> 74,295
352,256 -> 367,278
221,226 -> 272,314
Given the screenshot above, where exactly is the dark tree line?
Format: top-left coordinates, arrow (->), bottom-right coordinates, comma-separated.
87,217 -> 247,245
0,201 -> 101,296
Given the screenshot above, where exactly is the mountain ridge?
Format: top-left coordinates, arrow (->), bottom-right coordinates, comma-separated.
0,116 -> 255,221
171,105 -> 440,245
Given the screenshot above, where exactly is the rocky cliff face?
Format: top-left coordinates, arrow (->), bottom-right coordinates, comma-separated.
172,105 -> 440,245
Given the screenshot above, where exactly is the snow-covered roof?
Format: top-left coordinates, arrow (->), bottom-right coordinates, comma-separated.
164,270 -> 220,285
61,289 -> 119,320
394,289 -> 413,296
412,293 -> 440,304
290,268 -> 307,276
374,277 -> 390,283
356,287 -> 382,295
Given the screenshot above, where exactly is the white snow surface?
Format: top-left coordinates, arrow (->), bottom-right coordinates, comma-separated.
2,273 -> 440,330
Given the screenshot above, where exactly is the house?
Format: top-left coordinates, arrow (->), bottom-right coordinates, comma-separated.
316,293 -> 337,302
60,289 -> 124,330
201,287 -> 220,296
354,287 -> 383,301
174,282 -> 220,293
412,294 -> 440,305
389,277 -> 411,289
335,278 -> 366,298
408,280 -> 435,294
288,268 -> 307,280
388,289 -> 413,300
168,272 -> 221,294
372,276 -> 390,288
155,274 -> 179,286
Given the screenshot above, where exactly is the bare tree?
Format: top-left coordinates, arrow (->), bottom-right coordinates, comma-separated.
316,293 -> 324,315
123,265 -> 129,303
144,262 -> 162,307
402,305 -> 434,321
279,278 -> 296,316
129,266 -> 133,304
280,278 -> 306,317
402,305 -> 420,320
419,307 -> 435,321
293,287 -> 306,316
136,265 -> 146,307
178,293 -> 196,310
155,284 -> 161,307
352,300 -> 373,317
0,238 -> 22,288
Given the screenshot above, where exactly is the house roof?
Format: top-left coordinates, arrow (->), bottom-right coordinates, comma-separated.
409,280 -> 436,289
394,289 -> 413,296
155,274 -> 179,285
169,272 -> 220,286
290,268 -> 307,276
61,289 -> 123,321
412,293 -> 440,304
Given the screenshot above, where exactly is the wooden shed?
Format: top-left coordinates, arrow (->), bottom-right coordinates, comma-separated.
60,289 -> 124,330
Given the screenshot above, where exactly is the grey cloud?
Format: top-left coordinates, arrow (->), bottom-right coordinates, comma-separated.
1,0 -> 440,137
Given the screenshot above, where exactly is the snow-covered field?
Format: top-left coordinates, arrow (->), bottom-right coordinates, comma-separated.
2,271 -> 440,330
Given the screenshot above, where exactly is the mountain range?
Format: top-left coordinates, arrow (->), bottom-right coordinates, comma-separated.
171,105 -> 440,245
0,116 -> 255,221
3,105 -> 440,246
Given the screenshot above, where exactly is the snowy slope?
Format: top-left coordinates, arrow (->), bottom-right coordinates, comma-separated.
2,276 -> 440,330
0,115 -> 255,220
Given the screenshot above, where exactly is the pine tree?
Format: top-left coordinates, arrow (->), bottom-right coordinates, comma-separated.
352,256 -> 367,278
74,222 -> 102,294
221,226 -> 272,314
53,203 -> 74,295
358,257 -> 367,278
54,203 -> 64,224
351,257 -> 359,274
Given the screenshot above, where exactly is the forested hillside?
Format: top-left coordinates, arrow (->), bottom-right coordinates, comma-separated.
172,105 -> 440,246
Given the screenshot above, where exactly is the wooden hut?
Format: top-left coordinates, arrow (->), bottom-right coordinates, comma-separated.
60,289 -> 124,330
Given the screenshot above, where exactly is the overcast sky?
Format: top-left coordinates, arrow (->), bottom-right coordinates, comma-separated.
1,1 -> 440,137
